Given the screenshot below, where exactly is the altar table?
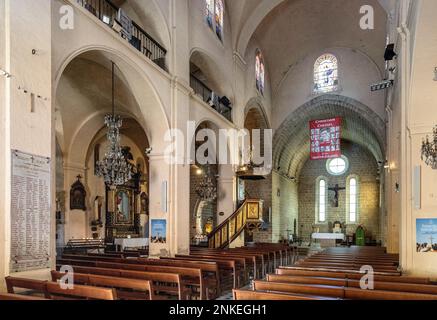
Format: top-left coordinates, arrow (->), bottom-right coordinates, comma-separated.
114,238 -> 149,251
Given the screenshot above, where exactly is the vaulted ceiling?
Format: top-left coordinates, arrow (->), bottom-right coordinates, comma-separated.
243,0 -> 388,92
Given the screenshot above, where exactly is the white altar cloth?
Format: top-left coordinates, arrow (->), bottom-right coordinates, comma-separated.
311,233 -> 345,240
114,238 -> 149,251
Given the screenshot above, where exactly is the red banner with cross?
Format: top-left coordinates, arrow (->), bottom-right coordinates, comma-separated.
310,117 -> 341,160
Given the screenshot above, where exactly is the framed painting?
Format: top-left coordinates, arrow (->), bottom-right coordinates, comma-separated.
111,188 -> 134,226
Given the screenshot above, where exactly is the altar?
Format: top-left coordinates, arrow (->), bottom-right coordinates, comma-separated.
312,233 -> 345,248
114,238 -> 149,251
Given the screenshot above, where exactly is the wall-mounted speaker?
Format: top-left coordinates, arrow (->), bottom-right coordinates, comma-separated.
384,44 -> 397,61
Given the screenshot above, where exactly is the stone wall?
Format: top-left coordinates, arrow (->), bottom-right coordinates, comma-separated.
271,172 -> 299,242
298,141 -> 380,243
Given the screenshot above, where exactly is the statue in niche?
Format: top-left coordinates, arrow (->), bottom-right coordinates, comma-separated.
70,175 -> 86,211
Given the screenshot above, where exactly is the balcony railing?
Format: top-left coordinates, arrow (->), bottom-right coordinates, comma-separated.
190,75 -> 233,122
76,0 -> 167,70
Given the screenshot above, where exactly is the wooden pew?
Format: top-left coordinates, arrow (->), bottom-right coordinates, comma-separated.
267,274 -> 437,295
50,271 -> 155,300
5,277 -> 50,298
139,259 -> 220,299
57,258 -> 204,299
253,280 -> 437,300
233,289 -> 338,300
279,266 -> 401,276
344,287 -> 437,300
187,251 -> 254,281
61,254 -> 220,299
254,280 -> 345,298
57,265 -> 184,300
276,268 -> 427,283
172,255 -> 243,289
46,282 -> 116,300
0,293 -> 49,301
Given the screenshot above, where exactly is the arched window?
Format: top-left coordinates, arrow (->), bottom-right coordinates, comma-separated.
347,176 -> 359,223
215,0 -> 224,40
205,0 -> 224,41
314,54 -> 339,93
255,50 -> 265,95
205,0 -> 214,29
316,178 -> 327,223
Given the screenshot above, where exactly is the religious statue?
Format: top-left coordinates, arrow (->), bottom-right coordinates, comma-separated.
328,184 -> 346,207
116,190 -> 130,222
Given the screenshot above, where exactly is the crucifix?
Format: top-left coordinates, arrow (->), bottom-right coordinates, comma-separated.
328,184 -> 346,207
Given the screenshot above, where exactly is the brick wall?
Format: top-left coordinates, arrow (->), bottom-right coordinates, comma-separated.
298,141 -> 380,242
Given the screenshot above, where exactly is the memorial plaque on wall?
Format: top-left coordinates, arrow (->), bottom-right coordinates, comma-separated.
10,150 -> 51,273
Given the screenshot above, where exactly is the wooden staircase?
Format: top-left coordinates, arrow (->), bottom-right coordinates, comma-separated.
208,199 -> 264,249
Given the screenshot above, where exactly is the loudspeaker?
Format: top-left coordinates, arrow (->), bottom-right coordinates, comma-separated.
384,44 -> 397,61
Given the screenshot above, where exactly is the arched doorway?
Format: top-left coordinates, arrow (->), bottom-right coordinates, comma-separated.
242,102 -> 271,243
272,95 -> 386,245
189,121 -> 220,246
55,49 -> 165,249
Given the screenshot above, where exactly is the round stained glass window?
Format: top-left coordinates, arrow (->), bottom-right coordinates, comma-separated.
326,156 -> 348,176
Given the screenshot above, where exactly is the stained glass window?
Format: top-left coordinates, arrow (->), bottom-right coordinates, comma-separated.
348,177 -> 358,223
318,179 -> 327,222
255,50 -> 265,95
314,54 -> 339,93
205,0 -> 214,29
215,0 -> 224,40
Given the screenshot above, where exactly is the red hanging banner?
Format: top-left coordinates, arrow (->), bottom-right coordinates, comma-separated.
310,117 -> 341,160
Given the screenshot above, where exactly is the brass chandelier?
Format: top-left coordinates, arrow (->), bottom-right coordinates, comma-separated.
95,62 -> 133,188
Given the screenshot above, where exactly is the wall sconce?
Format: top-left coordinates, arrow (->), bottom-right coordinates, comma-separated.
434,67 -> 437,81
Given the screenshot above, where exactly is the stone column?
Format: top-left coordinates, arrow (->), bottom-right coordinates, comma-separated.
147,153 -> 172,257
216,164 -> 236,225
0,0 -> 53,291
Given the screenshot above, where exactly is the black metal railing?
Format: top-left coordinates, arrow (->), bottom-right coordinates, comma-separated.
75,0 -> 167,70
190,75 -> 233,122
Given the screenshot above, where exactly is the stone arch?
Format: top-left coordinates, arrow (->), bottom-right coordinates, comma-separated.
273,94 -> 385,179
189,48 -> 234,101
54,48 -> 170,165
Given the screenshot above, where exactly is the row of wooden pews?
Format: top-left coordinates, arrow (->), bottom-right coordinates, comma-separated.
234,246 -> 437,300
1,243 -> 294,300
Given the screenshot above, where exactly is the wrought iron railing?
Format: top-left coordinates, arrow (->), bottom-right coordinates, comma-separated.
190,75 -> 233,122
208,199 -> 263,249
75,0 -> 167,70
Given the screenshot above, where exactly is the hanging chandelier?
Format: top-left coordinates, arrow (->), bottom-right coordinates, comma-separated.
195,166 -> 217,202
95,62 -> 133,188
421,126 -> 437,170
